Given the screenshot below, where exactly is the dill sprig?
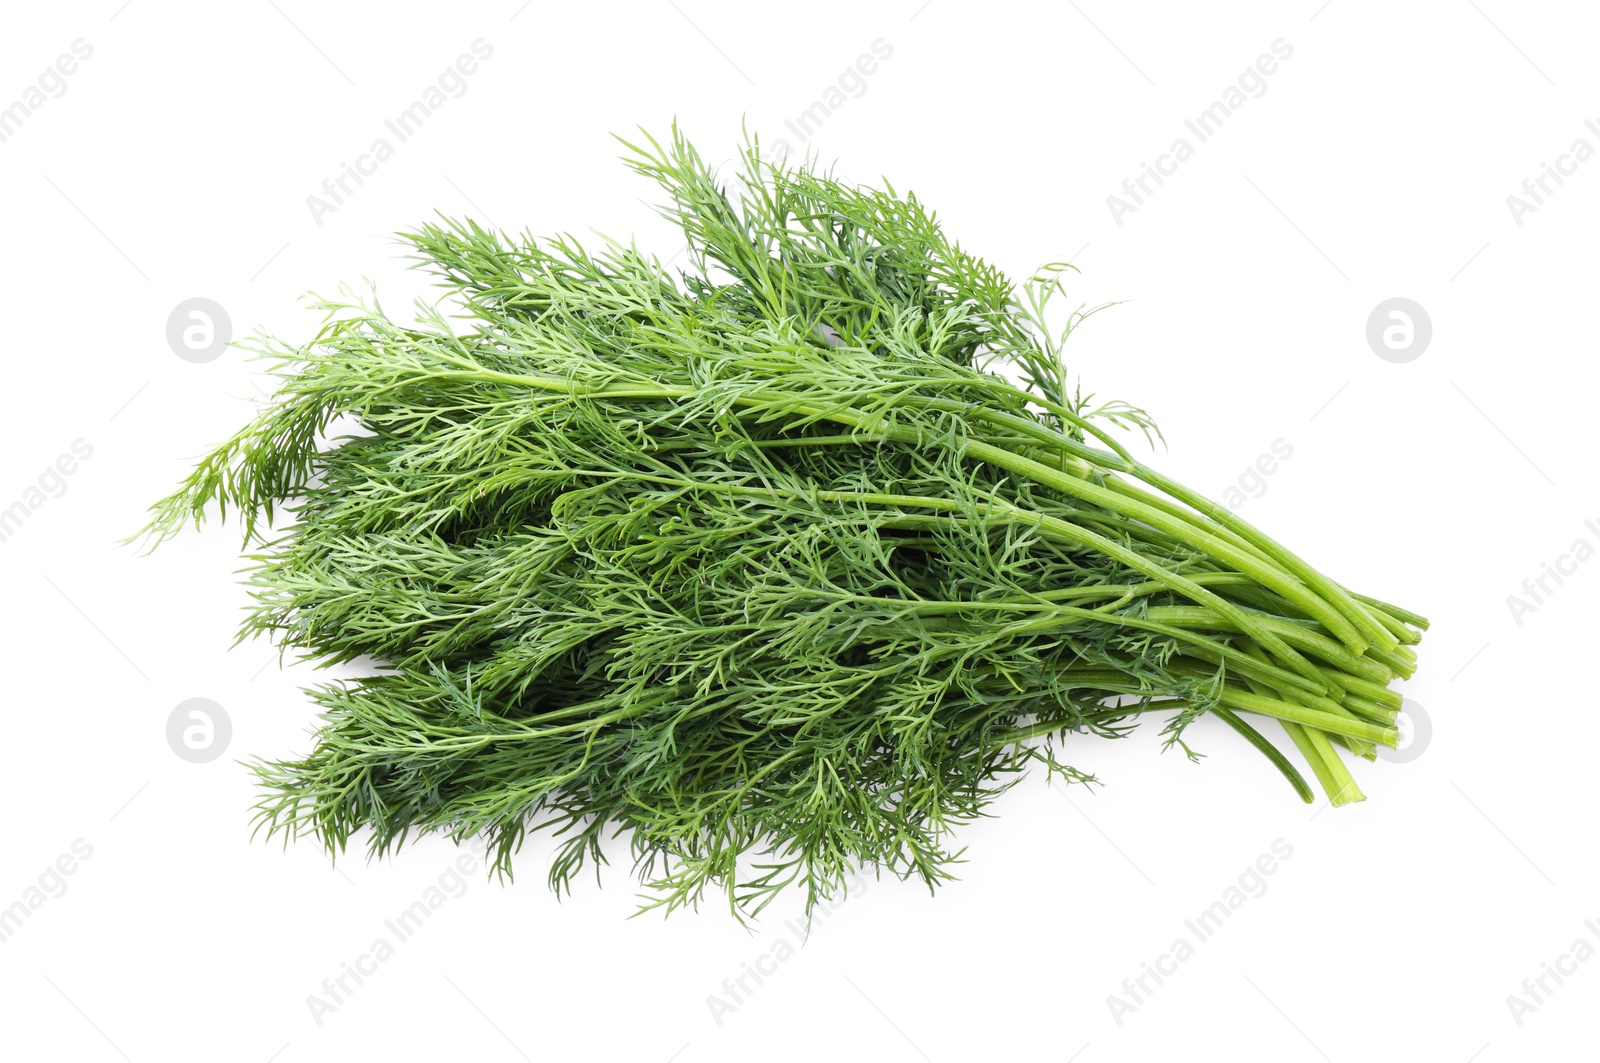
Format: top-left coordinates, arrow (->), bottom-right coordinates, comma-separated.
143,124 -> 1426,919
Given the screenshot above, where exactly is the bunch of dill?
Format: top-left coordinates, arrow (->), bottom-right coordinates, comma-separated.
144,126 -> 1425,918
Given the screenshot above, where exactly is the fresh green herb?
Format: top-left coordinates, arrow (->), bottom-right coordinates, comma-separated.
143,126 -> 1426,918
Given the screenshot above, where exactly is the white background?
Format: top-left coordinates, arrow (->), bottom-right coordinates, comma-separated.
1,2 -> 1594,1060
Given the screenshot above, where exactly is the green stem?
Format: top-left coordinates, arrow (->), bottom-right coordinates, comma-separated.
1213,707 -> 1313,804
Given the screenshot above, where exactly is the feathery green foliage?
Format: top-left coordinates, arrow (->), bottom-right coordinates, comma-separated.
143,125 -> 1426,919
